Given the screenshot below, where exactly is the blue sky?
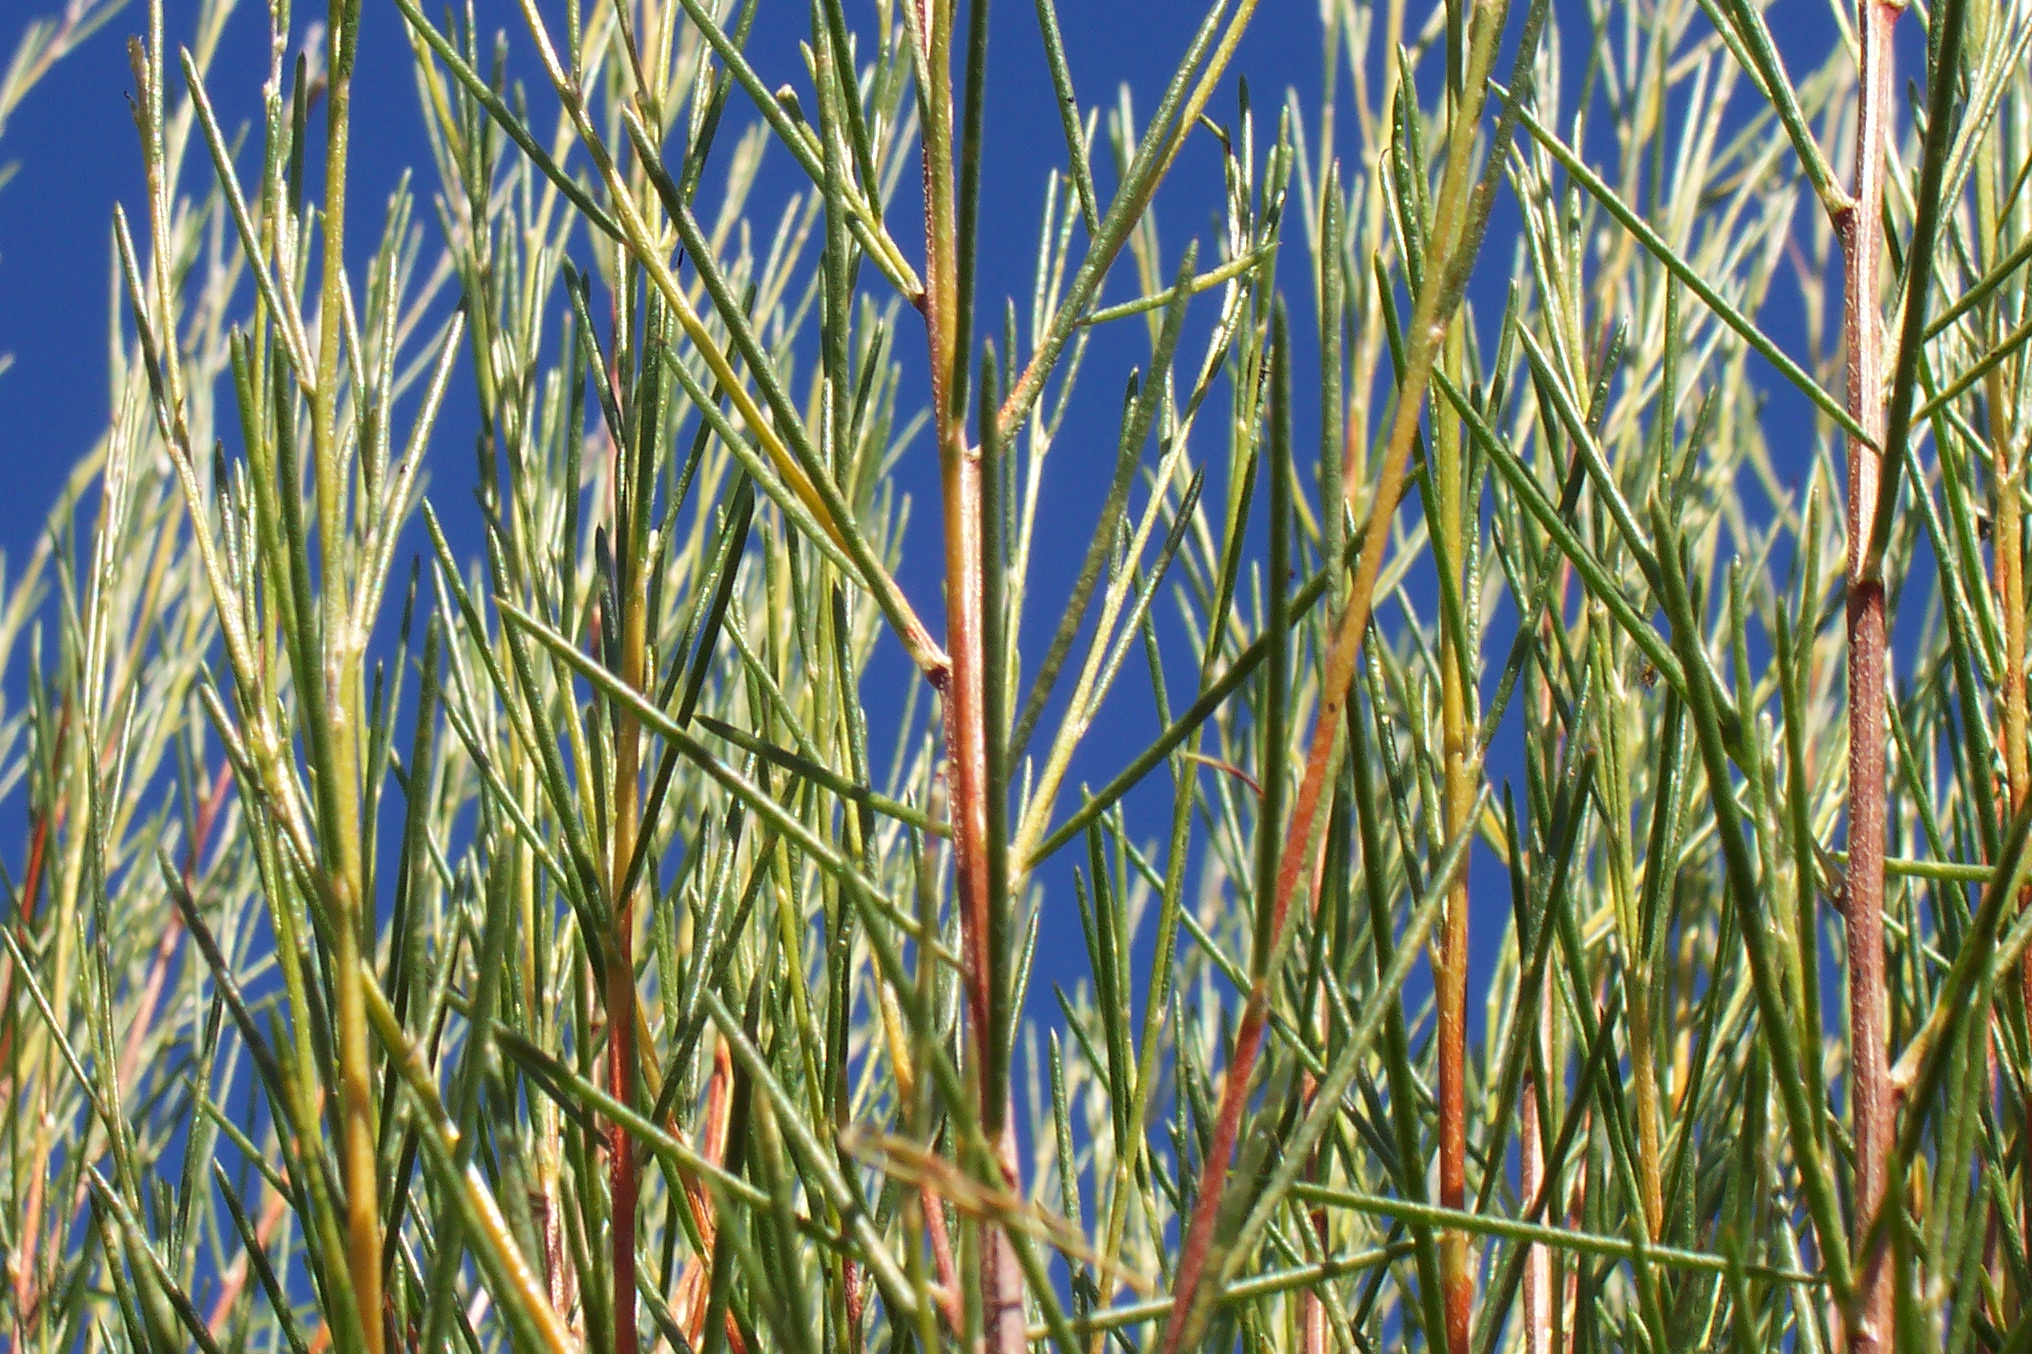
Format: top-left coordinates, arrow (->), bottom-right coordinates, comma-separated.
0,0 -> 1330,525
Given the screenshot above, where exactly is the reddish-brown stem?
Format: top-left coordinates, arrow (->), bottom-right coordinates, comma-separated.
933,387 -> 1027,1354
1561,1121 -> 1588,1354
604,935 -> 639,1354
0,700 -> 68,1074
534,1184 -> 574,1338
919,1181 -> 967,1333
1523,619 -> 1561,1354
1300,1068 -> 1327,1354
1839,0 -> 1898,1346
13,1148 -> 46,1349
1159,334 -> 1433,1354
1156,621 -> 1332,1329
1301,1207 -> 1328,1354
1994,310 -> 2032,1300
4,700 -> 70,1347
1440,956 -> 1470,1354
1164,999 -> 1271,1351
672,1043 -> 748,1354
1521,971 -> 1553,1354
913,0 -> 1024,1345
1437,349 -> 1474,1354
3,801 -> 53,1339
607,523 -> 648,1354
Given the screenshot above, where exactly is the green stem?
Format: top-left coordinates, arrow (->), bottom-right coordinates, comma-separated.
307,2 -> 380,1350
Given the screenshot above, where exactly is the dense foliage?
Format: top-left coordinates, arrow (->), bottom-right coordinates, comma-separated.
1,0 -> 2026,1350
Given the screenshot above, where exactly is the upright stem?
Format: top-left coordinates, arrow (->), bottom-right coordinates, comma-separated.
5,705 -> 63,1349
913,3 -> 1023,1349
1154,5 -> 1523,1344
608,545 -> 647,1354
1999,378 -> 2032,1262
1965,0 -> 2032,1258
1436,328 -> 1474,1354
1301,1080 -> 1328,1354
1521,982 -> 1553,1354
1524,626 -> 1559,1354
310,3 -> 382,1349
1838,0 -> 1898,1346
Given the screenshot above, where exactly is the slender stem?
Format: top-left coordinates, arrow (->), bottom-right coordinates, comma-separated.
1998,351 -> 2032,1291
1959,0 -> 2032,1278
1436,326 -> 1474,1354
4,702 -> 64,1348
608,512 -> 647,1354
310,2 -> 381,1349
1523,627 -> 1561,1354
912,2 -> 1024,1348
1153,290 -> 1437,1354
1301,1069 -> 1328,1354
1521,979 -> 1553,1354
1153,2 -> 1524,1342
1838,0 -> 1898,1346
